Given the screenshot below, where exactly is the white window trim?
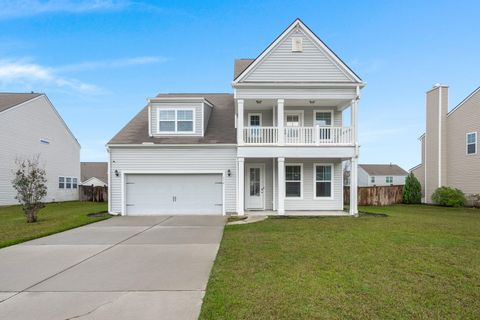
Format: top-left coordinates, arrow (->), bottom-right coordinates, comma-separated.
313,163 -> 334,200
284,110 -> 304,126
58,176 -> 65,189
248,113 -> 262,127
370,176 -> 375,184
72,177 -> 78,189
313,110 -> 334,127
386,176 -> 393,184
65,177 -> 73,189
285,163 -> 303,199
156,107 -> 196,135
466,131 -> 477,155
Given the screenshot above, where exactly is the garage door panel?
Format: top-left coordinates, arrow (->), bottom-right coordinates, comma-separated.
125,174 -> 223,216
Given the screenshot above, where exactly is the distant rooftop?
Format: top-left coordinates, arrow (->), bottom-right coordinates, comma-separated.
359,164 -> 408,176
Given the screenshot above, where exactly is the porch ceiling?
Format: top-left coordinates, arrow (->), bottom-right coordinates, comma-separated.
243,98 -> 351,109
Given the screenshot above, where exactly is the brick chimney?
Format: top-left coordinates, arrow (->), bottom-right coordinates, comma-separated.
424,84 -> 448,202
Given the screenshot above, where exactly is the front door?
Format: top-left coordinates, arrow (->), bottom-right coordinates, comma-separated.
245,164 -> 264,210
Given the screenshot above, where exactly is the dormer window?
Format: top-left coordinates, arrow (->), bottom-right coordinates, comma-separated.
158,108 -> 195,134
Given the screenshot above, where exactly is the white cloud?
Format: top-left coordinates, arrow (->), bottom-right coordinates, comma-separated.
0,0 -> 129,19
57,56 -> 167,72
0,55 -> 165,94
0,59 -> 103,94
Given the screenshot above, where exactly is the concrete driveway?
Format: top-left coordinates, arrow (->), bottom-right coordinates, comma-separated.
0,215 -> 226,320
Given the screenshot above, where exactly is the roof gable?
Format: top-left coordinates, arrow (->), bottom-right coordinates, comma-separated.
234,19 -> 362,84
359,164 -> 408,176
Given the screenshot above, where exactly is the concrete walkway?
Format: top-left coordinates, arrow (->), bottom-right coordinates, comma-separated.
0,215 -> 226,320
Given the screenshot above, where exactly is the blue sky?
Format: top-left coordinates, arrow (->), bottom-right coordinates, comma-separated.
0,0 -> 479,170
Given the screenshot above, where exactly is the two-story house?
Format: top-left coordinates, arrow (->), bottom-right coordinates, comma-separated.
411,85 -> 480,203
107,19 -> 364,216
0,93 -> 80,205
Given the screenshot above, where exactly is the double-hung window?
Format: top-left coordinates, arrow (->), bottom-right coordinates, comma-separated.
467,132 -> 477,155
58,177 -> 65,189
72,178 -> 78,189
315,164 -> 332,198
371,176 -> 375,184
285,165 -> 302,198
386,176 -> 393,184
158,109 -> 194,133
314,111 -> 333,140
66,177 -> 72,189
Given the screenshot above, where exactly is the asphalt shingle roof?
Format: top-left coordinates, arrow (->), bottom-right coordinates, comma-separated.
359,164 -> 408,176
0,93 -> 42,113
108,93 -> 236,145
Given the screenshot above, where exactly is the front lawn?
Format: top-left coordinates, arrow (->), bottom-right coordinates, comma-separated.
0,201 -> 109,248
200,205 -> 480,319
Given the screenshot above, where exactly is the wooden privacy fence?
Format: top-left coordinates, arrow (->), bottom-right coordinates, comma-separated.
80,185 -> 108,202
344,185 -> 403,206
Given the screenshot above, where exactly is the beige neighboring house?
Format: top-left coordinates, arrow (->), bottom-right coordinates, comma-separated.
0,93 -> 80,205
411,85 -> 480,203
80,162 -> 108,187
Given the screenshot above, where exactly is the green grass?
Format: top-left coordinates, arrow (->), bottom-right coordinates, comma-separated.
200,205 -> 480,319
0,201 -> 109,248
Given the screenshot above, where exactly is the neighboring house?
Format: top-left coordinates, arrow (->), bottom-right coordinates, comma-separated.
411,85 -> 480,203
107,19 -> 364,216
81,162 -> 108,187
0,93 -> 80,205
358,164 -> 408,187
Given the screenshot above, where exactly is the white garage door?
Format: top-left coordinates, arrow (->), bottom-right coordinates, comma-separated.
125,174 -> 223,215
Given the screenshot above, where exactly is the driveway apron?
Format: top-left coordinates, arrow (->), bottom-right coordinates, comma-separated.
0,215 -> 225,320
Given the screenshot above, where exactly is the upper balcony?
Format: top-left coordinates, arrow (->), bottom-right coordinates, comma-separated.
242,126 -> 353,145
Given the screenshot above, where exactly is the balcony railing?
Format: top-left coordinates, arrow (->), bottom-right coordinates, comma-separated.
242,126 -> 353,145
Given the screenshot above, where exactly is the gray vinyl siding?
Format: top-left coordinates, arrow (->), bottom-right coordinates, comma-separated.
0,96 -> 80,205
446,89 -> 480,195
244,110 -> 274,126
412,165 -> 425,199
150,102 -> 203,137
109,146 -> 237,214
203,103 -> 212,134
283,159 -> 343,210
242,28 -> 352,83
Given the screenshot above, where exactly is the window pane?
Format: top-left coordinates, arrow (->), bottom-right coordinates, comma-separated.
316,182 -> 331,197
316,166 -> 331,181
286,182 -> 301,197
315,112 -> 332,126
159,110 -> 175,120
73,178 -> 78,189
467,133 -> 476,144
286,166 -> 301,181
66,177 -> 72,188
58,177 -> 64,189
177,110 -> 193,120
249,115 -> 260,126
468,143 -> 476,154
159,121 -> 175,132
249,168 -> 260,196
177,121 -> 193,132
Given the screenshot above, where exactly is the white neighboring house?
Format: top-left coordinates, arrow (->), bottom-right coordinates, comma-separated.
358,164 -> 408,187
80,162 -> 108,187
0,93 -> 80,205
107,19 -> 364,216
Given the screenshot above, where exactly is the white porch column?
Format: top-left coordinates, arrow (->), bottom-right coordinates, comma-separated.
277,157 -> 285,215
277,99 -> 285,145
237,157 -> 245,215
351,98 -> 359,145
350,157 -> 358,216
237,99 -> 244,145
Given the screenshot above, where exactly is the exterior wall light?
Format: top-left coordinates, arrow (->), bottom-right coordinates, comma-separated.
114,170 -> 119,177
227,169 -> 231,177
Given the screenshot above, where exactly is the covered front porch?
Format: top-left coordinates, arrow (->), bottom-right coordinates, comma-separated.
236,157 -> 358,216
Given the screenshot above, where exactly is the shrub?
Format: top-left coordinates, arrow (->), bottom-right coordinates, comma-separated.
403,173 -> 422,204
432,186 -> 466,207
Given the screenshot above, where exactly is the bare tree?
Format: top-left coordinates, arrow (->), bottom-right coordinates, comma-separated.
11,156 -> 47,223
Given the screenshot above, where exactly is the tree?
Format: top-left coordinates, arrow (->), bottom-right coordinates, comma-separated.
403,173 -> 422,204
11,156 -> 47,223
